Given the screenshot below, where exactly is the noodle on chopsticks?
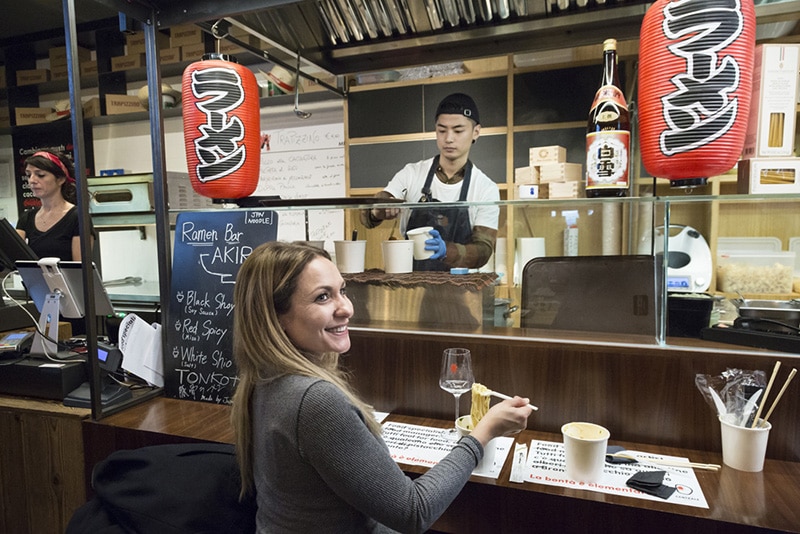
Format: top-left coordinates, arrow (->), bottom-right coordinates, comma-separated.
470,383 -> 491,427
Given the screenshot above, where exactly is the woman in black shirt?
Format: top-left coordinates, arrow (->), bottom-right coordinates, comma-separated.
16,150 -> 92,261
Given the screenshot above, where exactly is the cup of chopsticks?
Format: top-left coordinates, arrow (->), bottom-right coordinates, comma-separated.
719,361 -> 796,472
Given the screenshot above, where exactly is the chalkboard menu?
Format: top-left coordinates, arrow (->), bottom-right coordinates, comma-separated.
164,209 -> 278,404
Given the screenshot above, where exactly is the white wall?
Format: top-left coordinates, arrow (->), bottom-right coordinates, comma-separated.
0,136 -> 16,222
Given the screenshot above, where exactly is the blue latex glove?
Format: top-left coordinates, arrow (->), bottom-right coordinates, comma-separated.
424,229 -> 447,260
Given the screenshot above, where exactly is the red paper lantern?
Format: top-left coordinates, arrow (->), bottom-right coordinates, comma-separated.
638,0 -> 756,188
182,54 -> 260,199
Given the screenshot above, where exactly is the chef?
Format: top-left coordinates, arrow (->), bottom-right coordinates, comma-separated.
361,93 -> 500,271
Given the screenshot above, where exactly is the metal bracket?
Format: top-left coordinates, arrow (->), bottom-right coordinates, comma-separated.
198,20 -> 345,97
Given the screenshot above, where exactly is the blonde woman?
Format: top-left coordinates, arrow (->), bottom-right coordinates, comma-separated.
232,241 -> 531,533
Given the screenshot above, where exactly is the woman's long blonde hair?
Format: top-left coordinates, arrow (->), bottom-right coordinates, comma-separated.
231,241 -> 381,497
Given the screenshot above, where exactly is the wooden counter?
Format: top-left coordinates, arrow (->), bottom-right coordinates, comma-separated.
0,395 -> 89,534
78,324 -> 800,532
344,327 -> 800,463
80,397 -> 800,533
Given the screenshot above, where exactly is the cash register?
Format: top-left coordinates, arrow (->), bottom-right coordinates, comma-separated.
1,258 -> 131,407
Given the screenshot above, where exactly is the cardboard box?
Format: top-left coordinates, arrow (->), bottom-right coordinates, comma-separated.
538,162 -> 582,183
529,145 -> 566,165
737,158 -> 800,195
170,24 -> 204,47
216,42 -> 244,56
514,166 -> 539,184
80,61 -> 98,77
50,64 -> 69,81
462,57 -> 508,73
181,42 -> 208,62
0,106 -> 10,128
126,31 -> 169,55
228,24 -> 252,38
159,47 -> 181,65
14,107 -> 51,126
82,97 -> 102,119
16,69 -> 50,86
105,94 -> 145,115
218,34 -> 262,55
49,45 -> 91,67
743,44 -> 800,158
111,53 -> 147,72
0,67 -> 6,88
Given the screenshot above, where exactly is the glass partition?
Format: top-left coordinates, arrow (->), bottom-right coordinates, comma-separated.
163,189 -> 798,351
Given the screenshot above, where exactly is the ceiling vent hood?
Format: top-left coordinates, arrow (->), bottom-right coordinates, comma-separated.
94,0 -> 800,76
225,0 -> 650,74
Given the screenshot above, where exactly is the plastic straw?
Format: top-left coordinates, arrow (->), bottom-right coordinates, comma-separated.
751,360 -> 781,428
761,368 -> 797,426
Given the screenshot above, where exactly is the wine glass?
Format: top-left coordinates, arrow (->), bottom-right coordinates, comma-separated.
439,348 -> 474,434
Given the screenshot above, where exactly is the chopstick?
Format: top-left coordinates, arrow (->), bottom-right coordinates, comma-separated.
608,453 -> 720,471
646,458 -> 721,471
751,360 -> 781,428
488,390 -> 539,411
761,367 -> 797,426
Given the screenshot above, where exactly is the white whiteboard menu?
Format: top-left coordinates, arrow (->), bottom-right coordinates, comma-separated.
256,123 -> 345,244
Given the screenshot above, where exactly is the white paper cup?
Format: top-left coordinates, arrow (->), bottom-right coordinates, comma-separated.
561,422 -> 610,483
456,415 -> 497,472
334,240 -> 366,273
406,226 -> 435,260
514,237 -> 545,285
719,413 -> 771,472
382,240 -> 413,273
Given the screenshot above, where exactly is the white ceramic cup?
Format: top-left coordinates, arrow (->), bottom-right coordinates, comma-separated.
561,422 -> 610,483
719,413 -> 771,472
382,240 -> 414,273
406,226 -> 435,260
334,240 -> 366,273
456,415 -> 497,473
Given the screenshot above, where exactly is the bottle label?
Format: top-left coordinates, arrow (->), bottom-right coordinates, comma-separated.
590,84 -> 626,112
586,130 -> 630,188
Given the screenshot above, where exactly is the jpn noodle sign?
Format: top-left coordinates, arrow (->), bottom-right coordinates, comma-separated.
164,210 -> 277,404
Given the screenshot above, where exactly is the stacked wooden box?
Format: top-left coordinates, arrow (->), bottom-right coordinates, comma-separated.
513,145 -> 583,199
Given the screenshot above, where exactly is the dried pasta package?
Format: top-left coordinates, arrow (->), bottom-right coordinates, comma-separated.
470,383 -> 491,427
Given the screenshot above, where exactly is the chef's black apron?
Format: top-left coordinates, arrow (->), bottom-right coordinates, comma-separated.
406,156 -> 473,271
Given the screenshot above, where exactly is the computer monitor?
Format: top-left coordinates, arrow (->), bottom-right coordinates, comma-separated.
15,259 -> 115,358
15,259 -> 114,318
0,217 -> 38,272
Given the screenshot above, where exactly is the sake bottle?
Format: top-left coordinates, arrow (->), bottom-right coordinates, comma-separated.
586,38 -> 630,198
